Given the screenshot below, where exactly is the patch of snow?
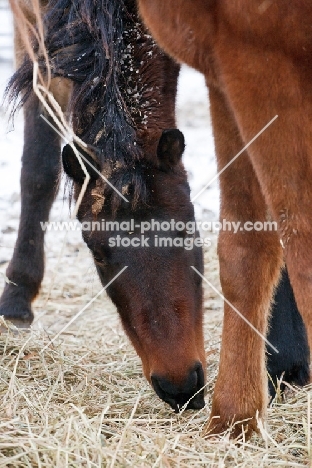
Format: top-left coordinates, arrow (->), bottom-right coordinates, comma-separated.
177,66 -> 219,220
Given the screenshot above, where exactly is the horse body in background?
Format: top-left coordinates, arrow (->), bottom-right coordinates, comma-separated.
138,0 -> 312,436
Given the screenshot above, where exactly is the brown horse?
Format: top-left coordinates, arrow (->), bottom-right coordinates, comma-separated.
137,0 -> 312,437
1,0 -> 206,411
1,0 -> 309,424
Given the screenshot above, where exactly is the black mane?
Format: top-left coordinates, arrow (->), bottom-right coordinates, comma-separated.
7,0 -> 165,210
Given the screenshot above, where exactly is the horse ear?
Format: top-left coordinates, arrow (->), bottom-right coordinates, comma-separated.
157,129 -> 185,171
62,144 -> 100,183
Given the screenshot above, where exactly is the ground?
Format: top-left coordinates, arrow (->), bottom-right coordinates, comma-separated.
0,4 -> 311,467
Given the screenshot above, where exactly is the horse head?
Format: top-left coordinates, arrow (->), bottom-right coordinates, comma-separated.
63,128 -> 206,411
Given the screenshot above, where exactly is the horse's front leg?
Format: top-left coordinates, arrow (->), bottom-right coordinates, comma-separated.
205,86 -> 283,438
0,93 -> 62,325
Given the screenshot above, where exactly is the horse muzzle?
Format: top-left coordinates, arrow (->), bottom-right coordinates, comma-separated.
151,362 -> 205,412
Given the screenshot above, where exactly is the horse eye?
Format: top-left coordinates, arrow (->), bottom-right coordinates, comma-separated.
92,251 -> 107,265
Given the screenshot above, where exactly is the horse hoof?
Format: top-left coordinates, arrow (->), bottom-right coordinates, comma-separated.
0,300 -> 34,330
203,414 -> 258,441
0,317 -> 32,330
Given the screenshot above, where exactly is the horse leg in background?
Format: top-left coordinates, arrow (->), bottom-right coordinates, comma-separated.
205,86 -> 283,438
0,90 -> 65,325
267,268 -> 310,399
0,3 -> 73,326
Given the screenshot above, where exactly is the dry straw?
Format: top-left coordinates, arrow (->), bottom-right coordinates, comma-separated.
0,240 -> 311,467
1,0 -> 311,465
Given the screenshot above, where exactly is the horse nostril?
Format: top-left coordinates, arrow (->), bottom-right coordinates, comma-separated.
151,362 -> 205,412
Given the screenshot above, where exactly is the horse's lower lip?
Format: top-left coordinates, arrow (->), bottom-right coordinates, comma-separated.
185,393 -> 205,410
167,391 -> 205,413
151,363 -> 206,412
